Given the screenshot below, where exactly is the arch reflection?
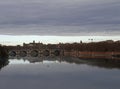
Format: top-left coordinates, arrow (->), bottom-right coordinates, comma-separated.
8,55 -> 120,69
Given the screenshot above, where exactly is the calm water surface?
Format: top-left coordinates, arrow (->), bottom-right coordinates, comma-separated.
0,57 -> 120,89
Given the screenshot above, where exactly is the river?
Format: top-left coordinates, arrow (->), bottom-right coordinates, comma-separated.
0,56 -> 120,89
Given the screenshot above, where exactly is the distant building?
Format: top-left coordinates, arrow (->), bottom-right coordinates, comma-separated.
105,40 -> 114,43
23,41 -> 43,48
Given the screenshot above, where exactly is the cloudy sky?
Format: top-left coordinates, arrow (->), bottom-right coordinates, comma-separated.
0,0 -> 119,36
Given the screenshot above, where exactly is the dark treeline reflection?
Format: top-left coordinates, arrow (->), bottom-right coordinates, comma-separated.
9,56 -> 120,69
0,46 -> 9,70
0,58 -> 9,70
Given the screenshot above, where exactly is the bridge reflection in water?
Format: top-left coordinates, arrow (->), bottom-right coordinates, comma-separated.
0,55 -> 120,70
8,55 -> 120,69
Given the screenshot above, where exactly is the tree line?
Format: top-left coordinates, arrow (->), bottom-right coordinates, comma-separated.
59,41 -> 120,52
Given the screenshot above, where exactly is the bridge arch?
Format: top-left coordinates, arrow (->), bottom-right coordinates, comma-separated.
54,50 -> 60,56
30,50 -> 39,57
9,51 -> 16,57
19,51 -> 27,57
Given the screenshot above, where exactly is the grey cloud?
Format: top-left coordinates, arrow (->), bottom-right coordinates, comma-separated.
0,24 -> 119,36
0,0 -> 119,35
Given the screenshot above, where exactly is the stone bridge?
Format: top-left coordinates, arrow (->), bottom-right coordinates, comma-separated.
9,48 -> 64,57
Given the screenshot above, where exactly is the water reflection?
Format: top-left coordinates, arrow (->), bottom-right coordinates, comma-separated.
8,56 -> 120,69
0,57 -> 9,70
0,56 -> 120,89
0,55 -> 120,71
